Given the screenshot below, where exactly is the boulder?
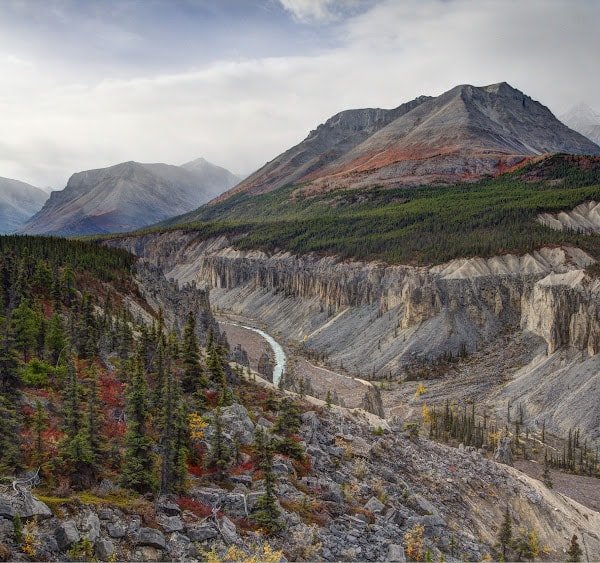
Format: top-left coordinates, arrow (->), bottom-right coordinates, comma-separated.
97,508 -> 114,521
157,514 -> 184,533
137,527 -> 166,550
220,403 -> 255,445
387,543 -> 406,562
95,539 -> 115,561
55,521 -> 80,550
168,532 -> 191,559
107,521 -> 127,539
257,417 -> 274,429
186,523 -> 219,542
156,495 -> 181,516
364,496 -> 385,513
0,491 -> 52,520
82,512 -> 101,543
220,516 -> 239,544
411,494 -> 439,516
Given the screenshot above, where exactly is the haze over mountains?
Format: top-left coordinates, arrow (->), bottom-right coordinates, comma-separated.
561,102 -> 600,146
20,158 -> 239,236
0,177 -> 48,233
206,82 -> 600,211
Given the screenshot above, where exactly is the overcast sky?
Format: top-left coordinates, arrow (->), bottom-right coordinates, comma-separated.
1,0 -> 599,188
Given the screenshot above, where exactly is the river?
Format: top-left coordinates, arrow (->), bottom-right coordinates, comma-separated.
222,322 -> 286,386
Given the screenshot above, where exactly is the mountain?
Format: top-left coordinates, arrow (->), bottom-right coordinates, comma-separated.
0,176 -> 48,233
20,159 -> 239,236
180,156 -> 242,187
561,102 -> 600,146
207,82 -> 600,207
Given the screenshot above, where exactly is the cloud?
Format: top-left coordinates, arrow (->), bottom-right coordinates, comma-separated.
278,0 -> 368,23
0,0 -> 598,187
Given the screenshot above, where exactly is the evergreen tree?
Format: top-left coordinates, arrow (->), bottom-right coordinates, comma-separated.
181,312 -> 206,394
567,535 -> 583,562
11,301 -> 39,360
252,427 -> 282,533
274,398 -> 301,435
85,364 -> 104,464
61,355 -> 81,440
0,328 -> 20,396
497,506 -> 512,561
121,358 -> 156,492
206,336 -> 232,406
159,362 -> 188,494
31,400 -> 47,467
207,406 -> 230,481
0,392 -> 22,473
46,312 -> 66,366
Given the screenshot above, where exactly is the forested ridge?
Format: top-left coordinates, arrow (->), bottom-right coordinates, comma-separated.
126,154 -> 600,265
0,236 -> 306,537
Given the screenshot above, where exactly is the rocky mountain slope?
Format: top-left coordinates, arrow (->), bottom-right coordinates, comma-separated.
20,159 -> 238,236
187,82 -> 600,220
0,177 -> 48,233
3,396 -> 599,562
561,102 -> 600,146
4,236 -> 598,562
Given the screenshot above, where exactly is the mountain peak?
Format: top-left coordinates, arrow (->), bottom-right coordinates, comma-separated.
208,82 -> 599,204
20,159 -> 239,236
561,102 -> 600,146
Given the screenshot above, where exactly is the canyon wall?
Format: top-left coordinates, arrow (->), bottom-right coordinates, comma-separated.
108,231 -> 599,378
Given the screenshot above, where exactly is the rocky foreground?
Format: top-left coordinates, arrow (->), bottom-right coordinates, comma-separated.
1,392 -> 599,562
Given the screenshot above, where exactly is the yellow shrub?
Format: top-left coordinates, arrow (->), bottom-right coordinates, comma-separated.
404,523 -> 425,561
414,383 -> 427,400
189,412 -> 208,441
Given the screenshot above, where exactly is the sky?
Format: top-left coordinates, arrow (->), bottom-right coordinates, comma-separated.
1,0 -> 599,188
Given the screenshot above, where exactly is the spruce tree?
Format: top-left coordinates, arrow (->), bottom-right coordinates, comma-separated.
252,427 -> 282,533
567,535 -> 583,562
121,358 -> 156,493
497,506 -> 512,561
181,313 -> 205,394
207,406 -> 230,481
85,364 -> 104,464
274,398 -> 301,435
206,337 -> 232,406
46,312 -> 66,366
0,392 -> 22,473
31,400 -> 47,467
61,355 -> 81,441
159,362 -> 188,494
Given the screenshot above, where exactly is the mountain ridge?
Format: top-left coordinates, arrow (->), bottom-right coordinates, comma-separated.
206,82 -> 600,208
20,158 -> 238,236
0,176 -> 48,233
561,102 -> 600,146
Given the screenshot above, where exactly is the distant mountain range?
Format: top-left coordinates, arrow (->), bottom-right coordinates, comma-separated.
561,102 -> 600,146
19,158 -> 239,236
0,177 -> 48,233
205,82 -> 600,211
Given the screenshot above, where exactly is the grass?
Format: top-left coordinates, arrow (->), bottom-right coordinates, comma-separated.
98,154 -> 600,266
36,489 -> 142,512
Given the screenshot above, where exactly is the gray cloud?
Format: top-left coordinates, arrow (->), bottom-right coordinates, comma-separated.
0,0 -> 598,187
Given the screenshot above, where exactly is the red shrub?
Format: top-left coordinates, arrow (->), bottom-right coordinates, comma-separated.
101,376 -> 124,408
177,496 -> 212,518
